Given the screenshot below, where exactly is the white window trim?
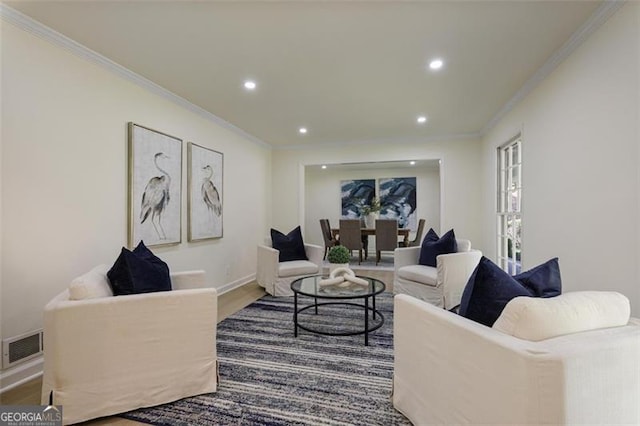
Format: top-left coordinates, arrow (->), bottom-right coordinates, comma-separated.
497,135 -> 522,274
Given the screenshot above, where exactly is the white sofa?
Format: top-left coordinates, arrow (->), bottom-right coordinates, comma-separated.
393,293 -> 640,425
41,266 -> 218,425
257,238 -> 323,296
394,239 -> 481,309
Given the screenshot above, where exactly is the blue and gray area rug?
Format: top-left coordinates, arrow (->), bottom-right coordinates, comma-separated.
122,292 -> 410,425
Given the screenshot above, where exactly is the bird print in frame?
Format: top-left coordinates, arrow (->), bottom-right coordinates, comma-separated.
128,123 -> 182,247
187,142 -> 223,241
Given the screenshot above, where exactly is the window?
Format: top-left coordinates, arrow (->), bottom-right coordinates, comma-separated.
497,137 -> 522,274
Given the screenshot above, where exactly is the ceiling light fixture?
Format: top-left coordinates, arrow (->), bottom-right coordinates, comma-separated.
429,59 -> 444,70
321,165 -> 327,169
299,127 -> 308,134
417,116 -> 427,124
243,80 -> 256,90
410,161 -> 416,165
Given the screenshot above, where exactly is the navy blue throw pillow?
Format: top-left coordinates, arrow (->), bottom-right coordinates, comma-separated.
424,228 -> 439,243
418,228 -> 458,267
513,257 -> 561,297
271,226 -> 308,262
459,256 -> 562,327
458,257 -> 530,327
107,241 -> 171,296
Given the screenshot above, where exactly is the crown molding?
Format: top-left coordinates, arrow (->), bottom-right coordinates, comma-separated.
273,132 -> 482,151
481,0 -> 627,136
0,4 -> 271,149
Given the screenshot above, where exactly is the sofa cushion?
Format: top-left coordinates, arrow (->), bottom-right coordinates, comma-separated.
397,265 -> 438,286
271,226 -> 308,262
419,229 -> 457,267
69,264 -> 113,300
107,241 -> 172,296
493,291 -> 630,341
456,239 -> 471,252
278,260 -> 319,278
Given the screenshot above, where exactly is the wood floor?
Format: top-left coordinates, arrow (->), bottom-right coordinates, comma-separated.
0,270 -> 393,425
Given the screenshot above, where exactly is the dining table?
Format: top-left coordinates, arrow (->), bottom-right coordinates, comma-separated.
331,227 -> 411,259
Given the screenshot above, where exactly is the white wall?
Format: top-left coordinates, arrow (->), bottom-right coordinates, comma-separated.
481,2 -> 639,314
1,22 -> 271,344
0,17 -> 4,355
272,138 -> 483,250
304,165 -> 440,248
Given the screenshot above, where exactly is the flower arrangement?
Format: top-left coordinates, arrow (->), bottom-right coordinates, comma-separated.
327,245 -> 350,264
360,197 -> 381,215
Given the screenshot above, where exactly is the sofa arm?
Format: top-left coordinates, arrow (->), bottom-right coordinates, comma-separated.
42,288 -> 217,422
171,270 -> 207,290
394,246 -> 421,273
437,250 -> 482,310
305,243 -> 324,268
257,245 -> 279,292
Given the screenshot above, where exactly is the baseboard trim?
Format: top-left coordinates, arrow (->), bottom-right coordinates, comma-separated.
217,273 -> 256,295
0,356 -> 43,394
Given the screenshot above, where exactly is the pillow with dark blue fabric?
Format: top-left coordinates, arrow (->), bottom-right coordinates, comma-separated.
424,228 -> 439,242
271,226 -> 308,262
107,241 -> 172,296
130,241 -> 171,293
459,256 -> 562,327
418,228 -> 457,267
458,257 -> 530,327
513,257 -> 561,297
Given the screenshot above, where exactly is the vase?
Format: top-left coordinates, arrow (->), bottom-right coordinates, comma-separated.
328,262 -> 349,275
364,212 -> 377,228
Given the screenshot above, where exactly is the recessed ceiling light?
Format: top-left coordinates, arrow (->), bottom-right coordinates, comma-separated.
244,80 -> 256,90
417,116 -> 427,124
429,59 -> 444,70
299,127 -> 308,134
321,165 -> 327,169
410,161 -> 416,165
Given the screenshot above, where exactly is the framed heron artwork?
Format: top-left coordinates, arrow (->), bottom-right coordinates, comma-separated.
187,142 -> 223,241
128,122 -> 182,247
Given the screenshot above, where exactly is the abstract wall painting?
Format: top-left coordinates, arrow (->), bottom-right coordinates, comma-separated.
188,142 -> 223,241
128,123 -> 182,247
379,177 -> 417,230
340,179 -> 375,219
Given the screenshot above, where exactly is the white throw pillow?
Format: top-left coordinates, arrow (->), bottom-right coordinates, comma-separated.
69,264 -> 113,300
493,291 -> 630,341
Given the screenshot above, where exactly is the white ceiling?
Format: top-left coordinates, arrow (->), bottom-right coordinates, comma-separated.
5,1 -> 602,148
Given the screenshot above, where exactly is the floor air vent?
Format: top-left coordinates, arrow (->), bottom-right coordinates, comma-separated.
2,329 -> 43,369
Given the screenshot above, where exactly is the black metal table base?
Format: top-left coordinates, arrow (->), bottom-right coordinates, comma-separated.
293,295 -> 385,346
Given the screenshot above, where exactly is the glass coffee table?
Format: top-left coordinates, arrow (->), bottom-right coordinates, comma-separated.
290,275 -> 386,346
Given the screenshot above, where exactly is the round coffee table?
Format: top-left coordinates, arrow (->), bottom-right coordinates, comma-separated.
290,275 -> 386,346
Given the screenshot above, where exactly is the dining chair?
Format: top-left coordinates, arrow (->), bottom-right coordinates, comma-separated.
402,218 -> 426,247
319,219 -> 339,259
375,219 -> 399,265
339,219 -> 363,264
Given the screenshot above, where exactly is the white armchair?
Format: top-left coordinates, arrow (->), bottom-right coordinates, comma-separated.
257,238 -> 323,296
393,293 -> 640,425
394,239 -> 481,309
41,267 -> 217,425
